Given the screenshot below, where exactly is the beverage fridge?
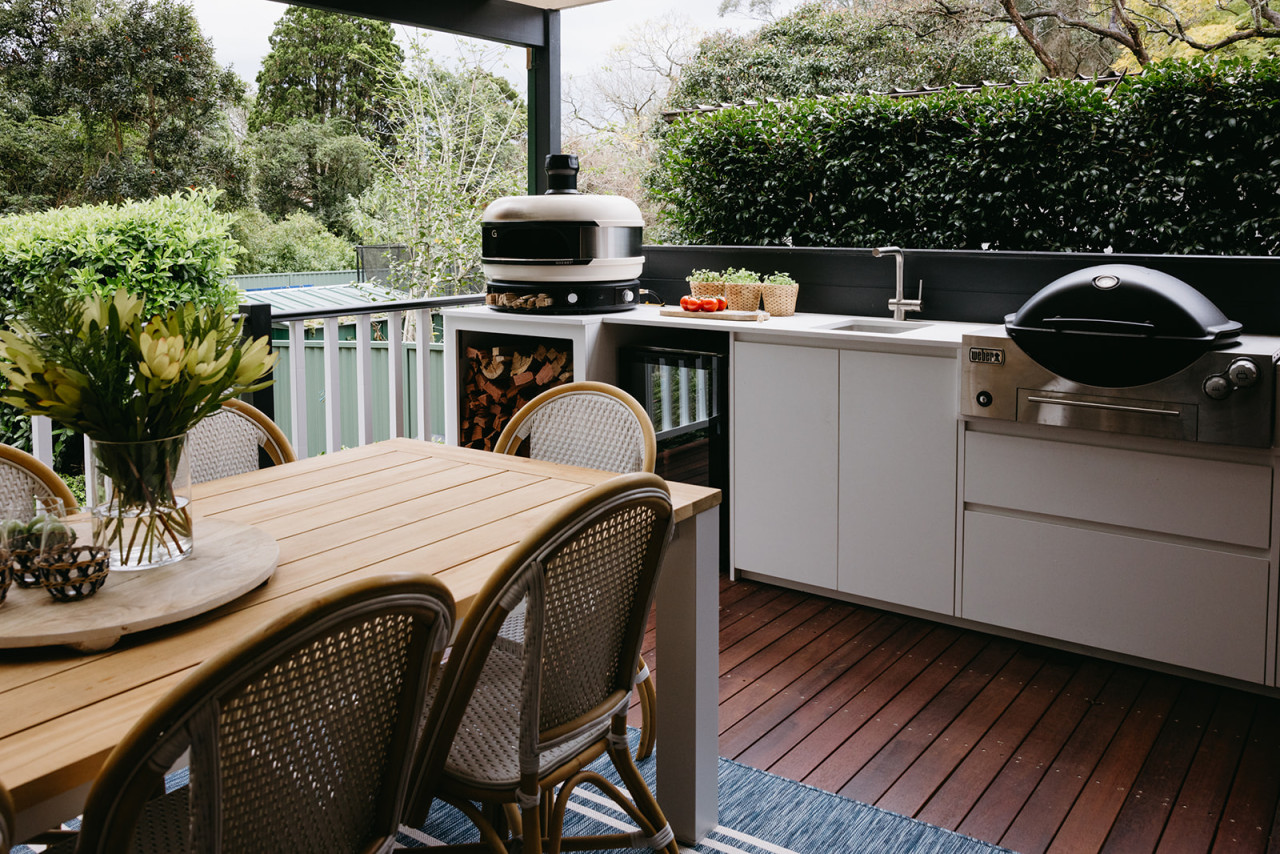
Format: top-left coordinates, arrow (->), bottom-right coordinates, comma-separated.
618,345 -> 729,572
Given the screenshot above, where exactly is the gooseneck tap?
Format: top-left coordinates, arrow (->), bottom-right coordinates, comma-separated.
872,246 -> 923,321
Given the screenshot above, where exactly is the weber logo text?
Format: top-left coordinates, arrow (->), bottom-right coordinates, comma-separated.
968,347 -> 1004,365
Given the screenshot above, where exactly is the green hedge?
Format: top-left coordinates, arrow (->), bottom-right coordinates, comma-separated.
0,188 -> 240,322
650,58 -> 1280,255
0,188 -> 240,461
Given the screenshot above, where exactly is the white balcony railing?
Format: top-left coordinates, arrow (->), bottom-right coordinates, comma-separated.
27,293 -> 485,469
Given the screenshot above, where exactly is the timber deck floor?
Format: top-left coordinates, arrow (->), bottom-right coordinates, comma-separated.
634,573 -> 1280,854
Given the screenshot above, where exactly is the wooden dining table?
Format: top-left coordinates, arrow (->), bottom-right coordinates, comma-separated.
0,438 -> 723,845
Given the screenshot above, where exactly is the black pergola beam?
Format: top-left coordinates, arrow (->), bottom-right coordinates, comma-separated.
277,0 -> 549,47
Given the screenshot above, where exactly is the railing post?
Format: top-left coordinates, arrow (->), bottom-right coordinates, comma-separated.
415,308 -> 433,441
31,416 -> 54,467
288,319 -> 309,457
386,310 -> 404,438
237,303 -> 275,422
355,317 -> 374,446
323,317 -> 342,454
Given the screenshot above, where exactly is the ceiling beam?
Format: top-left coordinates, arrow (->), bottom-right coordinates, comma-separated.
275,0 -> 548,47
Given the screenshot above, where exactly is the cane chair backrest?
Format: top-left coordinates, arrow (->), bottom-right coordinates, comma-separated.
0,778 -> 14,854
0,443 -> 77,512
187,399 -> 295,485
495,382 -> 656,474
405,472 -> 673,817
70,574 -> 454,854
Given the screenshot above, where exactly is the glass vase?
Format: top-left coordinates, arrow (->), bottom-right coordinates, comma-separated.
89,434 -> 193,571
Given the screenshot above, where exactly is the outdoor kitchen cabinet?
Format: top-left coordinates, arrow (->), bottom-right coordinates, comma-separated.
960,430 -> 1273,684
733,341 -> 839,588
733,341 -> 959,614
837,349 -> 957,615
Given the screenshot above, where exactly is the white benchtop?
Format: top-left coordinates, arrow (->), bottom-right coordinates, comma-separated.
442,305 -> 989,354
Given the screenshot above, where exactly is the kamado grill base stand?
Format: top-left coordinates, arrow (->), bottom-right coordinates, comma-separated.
485,280 -> 643,314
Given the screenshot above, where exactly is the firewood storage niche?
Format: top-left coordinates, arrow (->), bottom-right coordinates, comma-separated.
457,331 -> 573,451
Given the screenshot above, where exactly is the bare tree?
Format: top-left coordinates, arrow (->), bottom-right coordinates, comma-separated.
562,14 -> 701,228
931,0 -> 1279,76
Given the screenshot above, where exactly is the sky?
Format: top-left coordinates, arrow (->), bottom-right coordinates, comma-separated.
187,0 -> 782,89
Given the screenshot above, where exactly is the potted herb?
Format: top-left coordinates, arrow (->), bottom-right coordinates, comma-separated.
686,269 -> 726,299
722,268 -> 763,312
761,272 -> 800,317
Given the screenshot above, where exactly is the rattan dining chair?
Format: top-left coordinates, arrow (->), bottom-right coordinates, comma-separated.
0,443 -> 77,512
48,573 -> 454,854
494,380 -> 661,760
1,778 -> 15,854
187,398 -> 295,485
402,472 -> 678,854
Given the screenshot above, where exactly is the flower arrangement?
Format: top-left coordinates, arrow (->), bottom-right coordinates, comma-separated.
0,286 -> 278,568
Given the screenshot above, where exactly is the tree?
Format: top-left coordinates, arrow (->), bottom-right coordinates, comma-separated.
562,14 -> 701,230
349,36 -> 525,297
665,2 -> 1038,111
1,0 -> 250,208
250,118 -> 374,239
932,0 -> 1280,76
250,6 -> 404,141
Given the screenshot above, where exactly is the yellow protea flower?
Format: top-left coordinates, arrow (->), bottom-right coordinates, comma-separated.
138,330 -> 186,384
81,288 -> 143,336
231,335 -> 278,386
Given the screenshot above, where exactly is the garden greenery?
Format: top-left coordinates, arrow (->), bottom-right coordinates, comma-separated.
0,188 -> 240,322
650,58 -> 1280,256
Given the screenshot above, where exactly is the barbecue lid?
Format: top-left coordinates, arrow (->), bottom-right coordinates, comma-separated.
1005,264 -> 1242,388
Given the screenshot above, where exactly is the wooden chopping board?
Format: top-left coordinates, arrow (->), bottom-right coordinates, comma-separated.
659,307 -> 770,322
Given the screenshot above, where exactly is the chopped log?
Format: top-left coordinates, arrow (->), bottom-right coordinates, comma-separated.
458,339 -> 574,450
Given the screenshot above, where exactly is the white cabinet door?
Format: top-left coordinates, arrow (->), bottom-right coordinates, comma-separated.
733,342 -> 838,588
838,350 -> 958,614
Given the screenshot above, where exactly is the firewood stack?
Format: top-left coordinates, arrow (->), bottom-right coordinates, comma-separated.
460,343 -> 572,450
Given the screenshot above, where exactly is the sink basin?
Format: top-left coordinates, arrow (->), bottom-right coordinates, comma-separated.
820,319 -> 929,335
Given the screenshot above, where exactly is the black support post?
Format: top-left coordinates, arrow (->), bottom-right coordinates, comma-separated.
527,10 -> 561,195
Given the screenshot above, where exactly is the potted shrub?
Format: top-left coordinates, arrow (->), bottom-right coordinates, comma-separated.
686,269 -> 726,299
723,268 -> 763,312
761,272 -> 799,317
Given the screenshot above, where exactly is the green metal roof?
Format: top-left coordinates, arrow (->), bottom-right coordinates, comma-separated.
237,282 -> 405,314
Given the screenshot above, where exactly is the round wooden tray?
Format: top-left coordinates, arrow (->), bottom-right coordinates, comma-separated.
0,517 -> 277,653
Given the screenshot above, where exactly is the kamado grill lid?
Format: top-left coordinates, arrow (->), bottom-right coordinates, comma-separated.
1005,264 -> 1242,388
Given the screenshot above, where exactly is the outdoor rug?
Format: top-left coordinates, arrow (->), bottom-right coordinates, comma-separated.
397,730 -> 1015,853
14,730 -> 1014,853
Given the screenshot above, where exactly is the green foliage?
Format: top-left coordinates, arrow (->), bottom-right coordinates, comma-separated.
250,6 -> 404,140
0,188 -> 240,320
230,209 -> 355,274
0,0 -> 249,211
350,37 -> 525,295
651,57 -> 1280,256
666,3 -> 1037,111
249,118 -> 374,240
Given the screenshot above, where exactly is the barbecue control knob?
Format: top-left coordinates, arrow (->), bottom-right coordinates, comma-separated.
1203,375 -> 1232,400
1228,358 -> 1260,388
975,390 -> 993,408
566,292 -> 579,304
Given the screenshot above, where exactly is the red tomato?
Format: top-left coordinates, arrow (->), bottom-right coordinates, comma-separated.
680,295 -> 701,311
700,297 -> 719,312
715,296 -> 727,311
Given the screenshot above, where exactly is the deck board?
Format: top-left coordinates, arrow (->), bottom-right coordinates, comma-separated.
658,574 -> 1280,853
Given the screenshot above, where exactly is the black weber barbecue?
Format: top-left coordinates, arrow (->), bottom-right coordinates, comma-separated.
481,154 -> 646,314
961,264 -> 1280,447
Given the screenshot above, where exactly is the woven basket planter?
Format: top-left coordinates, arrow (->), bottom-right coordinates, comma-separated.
761,282 -> 799,317
36,545 -> 110,602
689,281 -> 723,299
725,282 -> 762,312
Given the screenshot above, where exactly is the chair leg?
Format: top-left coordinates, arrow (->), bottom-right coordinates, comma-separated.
635,658 -> 657,761
607,738 -> 679,854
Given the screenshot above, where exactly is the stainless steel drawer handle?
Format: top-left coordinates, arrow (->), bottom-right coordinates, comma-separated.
1025,396 -> 1181,417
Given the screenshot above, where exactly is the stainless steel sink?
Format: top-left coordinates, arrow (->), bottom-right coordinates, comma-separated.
819,319 -> 930,335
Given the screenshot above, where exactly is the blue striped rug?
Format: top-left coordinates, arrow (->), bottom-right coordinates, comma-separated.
16,732 -> 1012,853
399,731 -> 1014,853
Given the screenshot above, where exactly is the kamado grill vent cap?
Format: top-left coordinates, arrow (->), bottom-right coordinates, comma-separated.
1005,264 -> 1242,388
